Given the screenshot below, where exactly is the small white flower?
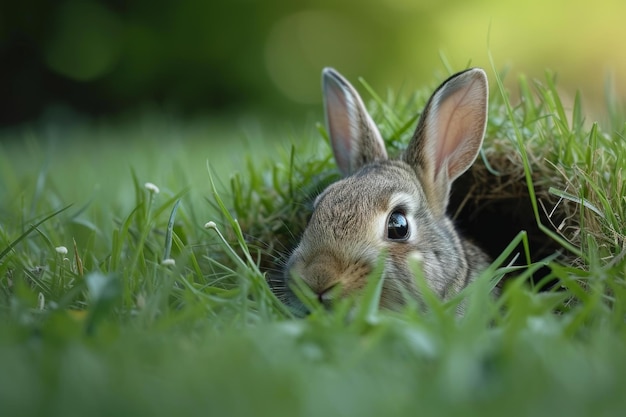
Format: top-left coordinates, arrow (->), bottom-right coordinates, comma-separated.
204,221 -> 217,229
144,182 -> 160,194
136,293 -> 146,309
55,246 -> 68,255
38,292 -> 45,310
161,258 -> 176,266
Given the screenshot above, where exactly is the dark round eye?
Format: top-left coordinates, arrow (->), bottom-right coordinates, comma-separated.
387,211 -> 409,241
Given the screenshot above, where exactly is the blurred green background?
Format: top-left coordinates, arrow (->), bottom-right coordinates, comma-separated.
2,0 -> 625,127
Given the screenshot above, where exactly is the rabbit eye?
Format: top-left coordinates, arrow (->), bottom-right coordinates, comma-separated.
387,211 -> 409,241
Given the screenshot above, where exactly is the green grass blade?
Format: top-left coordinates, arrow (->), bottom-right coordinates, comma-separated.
163,199 -> 182,261
0,204 -> 72,261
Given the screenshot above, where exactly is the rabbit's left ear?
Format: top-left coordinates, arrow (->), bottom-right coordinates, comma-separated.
322,67 -> 388,177
404,68 -> 488,215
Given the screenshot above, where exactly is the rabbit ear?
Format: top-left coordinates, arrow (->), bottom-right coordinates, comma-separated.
404,68 -> 488,216
322,67 -> 388,176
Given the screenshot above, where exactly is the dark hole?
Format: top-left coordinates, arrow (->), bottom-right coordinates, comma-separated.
448,164 -> 569,290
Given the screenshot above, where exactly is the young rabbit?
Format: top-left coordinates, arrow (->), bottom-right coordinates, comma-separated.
282,67 -> 490,314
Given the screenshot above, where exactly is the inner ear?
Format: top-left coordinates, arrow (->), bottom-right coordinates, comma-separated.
322,67 -> 388,176
406,69 -> 488,182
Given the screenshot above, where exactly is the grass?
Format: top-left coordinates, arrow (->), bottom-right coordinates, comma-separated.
1,67 -> 626,417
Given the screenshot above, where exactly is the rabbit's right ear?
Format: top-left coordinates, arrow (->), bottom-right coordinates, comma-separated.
404,68 -> 488,217
322,68 -> 388,177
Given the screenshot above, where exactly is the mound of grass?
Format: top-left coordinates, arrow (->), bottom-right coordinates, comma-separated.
0,66 -> 625,417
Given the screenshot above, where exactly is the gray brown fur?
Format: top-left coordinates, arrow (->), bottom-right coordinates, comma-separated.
282,67 -> 491,315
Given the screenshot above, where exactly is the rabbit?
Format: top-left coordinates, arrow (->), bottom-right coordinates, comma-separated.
281,67 -> 491,315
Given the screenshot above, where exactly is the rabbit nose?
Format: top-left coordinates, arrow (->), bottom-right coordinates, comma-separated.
317,284 -> 338,308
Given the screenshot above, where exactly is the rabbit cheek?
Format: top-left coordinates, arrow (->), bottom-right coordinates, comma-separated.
382,245 -> 452,304
378,248 -> 421,304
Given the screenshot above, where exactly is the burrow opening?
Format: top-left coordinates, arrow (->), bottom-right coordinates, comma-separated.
448,146 -> 577,289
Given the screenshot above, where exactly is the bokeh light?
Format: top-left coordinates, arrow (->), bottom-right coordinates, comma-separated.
1,0 -> 625,126
44,0 -> 122,82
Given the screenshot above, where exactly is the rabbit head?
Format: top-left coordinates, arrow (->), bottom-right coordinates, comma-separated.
282,67 -> 490,314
